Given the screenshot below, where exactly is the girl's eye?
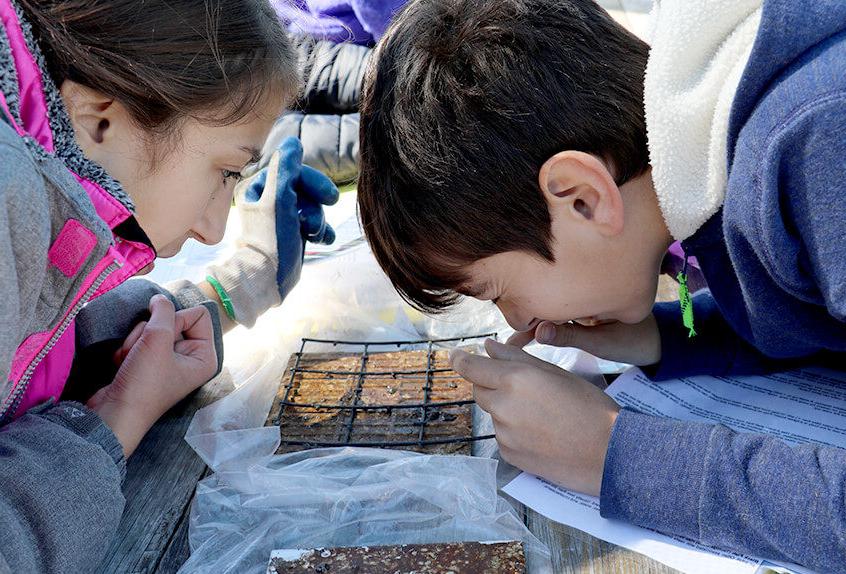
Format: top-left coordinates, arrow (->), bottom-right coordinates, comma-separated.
221,169 -> 243,185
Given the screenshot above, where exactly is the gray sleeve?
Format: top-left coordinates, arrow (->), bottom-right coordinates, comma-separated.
0,136 -> 52,408
76,278 -> 224,370
0,401 -> 126,574
66,278 -> 224,402
0,131 -> 129,573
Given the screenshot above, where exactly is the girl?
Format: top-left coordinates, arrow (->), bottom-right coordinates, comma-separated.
0,0 -> 337,571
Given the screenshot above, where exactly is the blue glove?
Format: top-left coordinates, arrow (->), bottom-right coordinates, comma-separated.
245,139 -> 339,245
208,137 -> 339,327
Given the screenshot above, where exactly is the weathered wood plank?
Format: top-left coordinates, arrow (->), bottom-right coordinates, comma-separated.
155,470 -> 208,574
525,508 -> 681,574
94,374 -> 231,574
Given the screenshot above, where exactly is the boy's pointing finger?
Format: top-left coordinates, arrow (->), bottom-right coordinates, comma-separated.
486,339 -> 571,377
449,348 -> 503,389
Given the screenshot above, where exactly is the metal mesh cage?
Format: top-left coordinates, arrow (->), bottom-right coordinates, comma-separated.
267,336 -> 497,454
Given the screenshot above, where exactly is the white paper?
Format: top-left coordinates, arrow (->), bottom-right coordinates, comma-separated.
505,473 -> 758,574
504,367 -> 842,574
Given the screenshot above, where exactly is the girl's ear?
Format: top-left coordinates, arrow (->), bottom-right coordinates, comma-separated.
60,80 -> 120,148
538,151 -> 625,236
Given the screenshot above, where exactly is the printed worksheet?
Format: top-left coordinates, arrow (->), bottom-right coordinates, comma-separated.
504,367 -> 845,574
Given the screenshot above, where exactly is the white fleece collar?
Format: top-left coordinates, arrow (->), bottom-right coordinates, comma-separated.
645,0 -> 762,241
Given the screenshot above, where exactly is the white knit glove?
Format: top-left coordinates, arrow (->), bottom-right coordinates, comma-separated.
207,137 -> 338,327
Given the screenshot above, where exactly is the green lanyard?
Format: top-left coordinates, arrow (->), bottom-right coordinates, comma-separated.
677,257 -> 697,338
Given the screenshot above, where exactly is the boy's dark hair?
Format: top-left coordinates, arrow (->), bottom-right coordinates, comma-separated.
358,0 -> 650,312
20,0 -> 296,143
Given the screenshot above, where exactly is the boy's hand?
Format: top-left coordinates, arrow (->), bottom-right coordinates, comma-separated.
451,339 -> 620,496
88,295 -> 218,457
506,315 -> 662,367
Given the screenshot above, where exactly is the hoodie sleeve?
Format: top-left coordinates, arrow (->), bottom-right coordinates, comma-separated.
647,293 -> 798,380
600,408 -> 846,572
766,97 -> 846,323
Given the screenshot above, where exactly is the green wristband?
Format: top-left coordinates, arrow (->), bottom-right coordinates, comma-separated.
206,275 -> 236,322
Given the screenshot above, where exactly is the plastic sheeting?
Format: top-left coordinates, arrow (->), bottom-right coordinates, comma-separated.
177,448 -> 552,573
147,193 -> 620,572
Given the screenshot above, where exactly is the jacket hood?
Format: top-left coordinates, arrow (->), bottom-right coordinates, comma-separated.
727,0 -> 846,163
645,0 -> 762,241
647,0 -> 846,242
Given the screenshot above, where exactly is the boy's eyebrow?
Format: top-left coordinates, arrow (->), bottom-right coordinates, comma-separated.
459,280 -> 491,298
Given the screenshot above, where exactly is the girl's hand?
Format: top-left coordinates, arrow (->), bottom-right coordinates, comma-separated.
506,315 -> 662,367
451,339 -> 620,496
89,295 -> 218,457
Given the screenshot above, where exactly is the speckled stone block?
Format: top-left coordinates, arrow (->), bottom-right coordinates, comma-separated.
267,541 -> 526,574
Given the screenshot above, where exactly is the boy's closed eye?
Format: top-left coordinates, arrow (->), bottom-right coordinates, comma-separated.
459,280 -> 492,300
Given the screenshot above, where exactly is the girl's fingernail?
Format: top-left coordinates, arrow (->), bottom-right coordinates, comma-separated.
536,323 -> 554,343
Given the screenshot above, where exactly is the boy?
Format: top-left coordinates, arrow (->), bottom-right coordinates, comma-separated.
356,0 -> 846,571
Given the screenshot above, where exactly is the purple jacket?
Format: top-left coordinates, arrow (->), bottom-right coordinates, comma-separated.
271,0 -> 407,45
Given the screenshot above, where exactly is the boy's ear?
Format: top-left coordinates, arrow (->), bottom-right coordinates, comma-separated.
60,80 -> 122,150
538,151 -> 624,236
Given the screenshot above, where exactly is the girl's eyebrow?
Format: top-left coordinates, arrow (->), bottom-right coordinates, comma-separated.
239,145 -> 262,166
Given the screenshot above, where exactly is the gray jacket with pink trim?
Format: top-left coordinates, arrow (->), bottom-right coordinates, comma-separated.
0,1 -> 222,572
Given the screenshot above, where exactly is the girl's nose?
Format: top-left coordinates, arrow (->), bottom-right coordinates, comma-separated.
192,203 -> 229,245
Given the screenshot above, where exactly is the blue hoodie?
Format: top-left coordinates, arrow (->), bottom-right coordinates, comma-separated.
601,1 -> 846,571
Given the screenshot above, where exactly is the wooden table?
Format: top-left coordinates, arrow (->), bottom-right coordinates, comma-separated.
94,374 -> 680,574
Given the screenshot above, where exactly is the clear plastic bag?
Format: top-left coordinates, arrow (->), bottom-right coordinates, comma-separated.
161,195 -> 608,574
177,448 -> 552,574
184,231 -> 511,469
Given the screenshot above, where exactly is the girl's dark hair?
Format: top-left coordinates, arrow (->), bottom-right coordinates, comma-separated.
358,0 -> 650,313
19,0 -> 297,137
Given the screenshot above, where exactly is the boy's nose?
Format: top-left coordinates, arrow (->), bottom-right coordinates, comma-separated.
496,301 -> 535,332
